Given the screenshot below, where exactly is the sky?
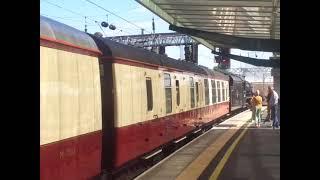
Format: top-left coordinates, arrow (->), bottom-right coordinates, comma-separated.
40,0 -> 274,82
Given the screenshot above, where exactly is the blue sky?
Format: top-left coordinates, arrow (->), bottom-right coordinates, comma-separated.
40,0 -> 273,82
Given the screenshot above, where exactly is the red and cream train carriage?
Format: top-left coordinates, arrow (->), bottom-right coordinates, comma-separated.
40,16 -> 232,180
40,16 -> 103,180
92,35 -> 230,170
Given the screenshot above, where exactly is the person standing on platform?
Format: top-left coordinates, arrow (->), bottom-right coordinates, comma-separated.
250,93 -> 256,123
265,90 -> 272,122
268,86 -> 279,129
252,90 -> 263,127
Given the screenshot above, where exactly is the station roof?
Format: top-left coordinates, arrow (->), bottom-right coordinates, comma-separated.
136,0 -> 280,50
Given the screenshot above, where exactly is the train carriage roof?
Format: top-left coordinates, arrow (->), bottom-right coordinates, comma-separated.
91,36 -> 162,66
215,69 -> 245,83
40,16 -> 99,51
198,66 -> 228,81
91,35 -> 228,80
229,74 -> 244,82
40,16 -> 228,80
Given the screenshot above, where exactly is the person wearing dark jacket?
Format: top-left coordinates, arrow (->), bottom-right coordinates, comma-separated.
268,86 -> 279,129
265,90 -> 272,122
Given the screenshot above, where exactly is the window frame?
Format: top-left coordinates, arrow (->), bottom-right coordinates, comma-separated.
226,82 -> 229,101
146,77 -> 153,111
211,80 -> 216,104
190,77 -> 195,108
195,81 -> 199,106
217,81 -> 221,102
164,73 -> 172,114
221,81 -> 225,102
204,79 -> 209,105
176,80 -> 180,106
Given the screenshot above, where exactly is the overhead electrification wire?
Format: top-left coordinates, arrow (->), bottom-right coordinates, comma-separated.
40,13 -> 94,23
84,0 -> 152,34
42,0 -> 136,36
42,0 -> 91,20
42,0 -> 109,36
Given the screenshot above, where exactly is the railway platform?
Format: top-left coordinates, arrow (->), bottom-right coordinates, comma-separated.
134,107 -> 280,180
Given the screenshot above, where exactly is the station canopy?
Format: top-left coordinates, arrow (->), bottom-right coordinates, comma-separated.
136,0 -> 280,51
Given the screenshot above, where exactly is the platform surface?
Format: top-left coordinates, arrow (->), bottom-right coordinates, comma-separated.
134,107 -> 280,180
215,110 -> 280,180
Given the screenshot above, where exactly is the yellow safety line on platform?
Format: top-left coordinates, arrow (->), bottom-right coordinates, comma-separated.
209,122 -> 249,180
175,119 -> 251,180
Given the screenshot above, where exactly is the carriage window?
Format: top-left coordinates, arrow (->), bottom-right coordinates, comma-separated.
226,82 -> 229,101
164,73 -> 172,114
204,79 -> 209,105
217,81 -> 221,102
176,80 -> 180,106
146,77 -> 153,111
225,82 -> 227,101
222,82 -> 225,101
195,82 -> 199,106
211,80 -> 216,104
190,77 -> 195,108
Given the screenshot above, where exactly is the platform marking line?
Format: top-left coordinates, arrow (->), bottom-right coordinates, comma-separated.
175,115 -> 252,180
135,111 -> 252,180
209,122 -> 249,180
135,108 -> 264,180
175,130 -> 239,180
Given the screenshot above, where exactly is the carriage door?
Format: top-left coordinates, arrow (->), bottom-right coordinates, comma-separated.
145,72 -> 161,147
199,81 -> 205,120
174,77 -> 182,138
195,81 -> 201,121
